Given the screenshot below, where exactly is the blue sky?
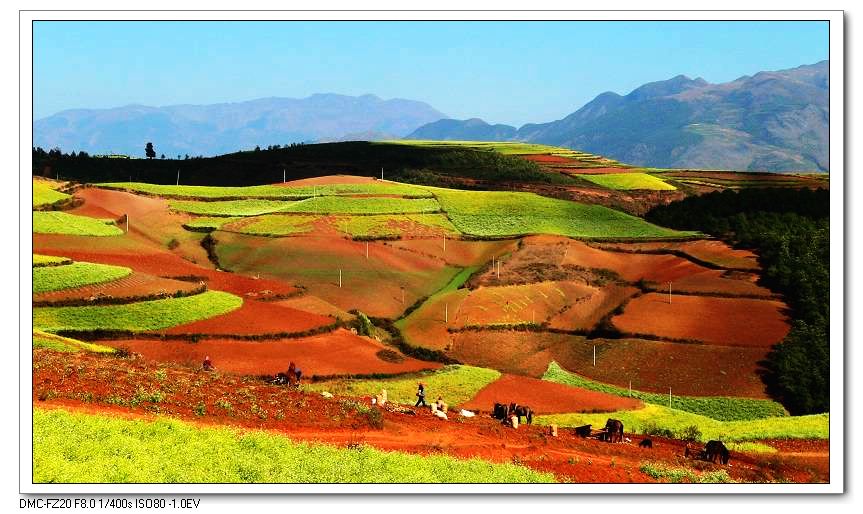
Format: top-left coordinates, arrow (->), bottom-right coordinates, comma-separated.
33,20 -> 829,126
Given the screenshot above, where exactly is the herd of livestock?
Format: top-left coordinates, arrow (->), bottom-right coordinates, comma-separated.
490,402 -> 731,465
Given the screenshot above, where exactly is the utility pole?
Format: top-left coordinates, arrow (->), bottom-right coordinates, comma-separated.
339,269 -> 342,288
283,169 -> 286,183
593,345 -> 596,367
176,169 -> 180,186
381,167 -> 384,180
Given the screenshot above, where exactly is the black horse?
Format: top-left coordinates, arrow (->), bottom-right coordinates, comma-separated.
704,440 -> 730,465
509,402 -> 533,425
604,418 -> 624,443
639,438 -> 653,449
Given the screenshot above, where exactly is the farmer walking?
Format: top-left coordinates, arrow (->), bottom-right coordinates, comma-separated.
415,383 -> 427,407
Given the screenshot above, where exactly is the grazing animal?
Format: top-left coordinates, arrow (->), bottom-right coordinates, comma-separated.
639,438 -> 653,449
492,402 -> 510,421
508,403 -> 533,425
604,419 -> 624,443
704,440 -> 730,465
574,424 -> 592,438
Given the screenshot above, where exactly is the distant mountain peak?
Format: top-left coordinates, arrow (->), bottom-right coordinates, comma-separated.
406,61 -> 828,172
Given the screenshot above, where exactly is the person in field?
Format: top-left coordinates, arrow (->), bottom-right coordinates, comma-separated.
294,367 -> 303,387
202,356 -> 214,371
415,383 -> 427,407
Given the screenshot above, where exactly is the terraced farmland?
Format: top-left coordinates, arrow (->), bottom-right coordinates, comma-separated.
32,261 -> 132,294
33,180 -> 72,208
169,199 -> 295,216
33,211 -> 124,236
33,290 -> 242,333
279,196 -> 441,215
433,189 -> 692,239
577,173 -> 676,191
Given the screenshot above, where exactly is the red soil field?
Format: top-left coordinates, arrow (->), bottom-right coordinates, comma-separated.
477,236 -> 773,298
592,240 -> 761,271
520,154 -> 580,164
552,339 -> 773,398
460,374 -> 642,414
612,293 -> 790,347
448,330 -> 773,398
383,238 -> 518,267
162,299 -> 334,336
273,295 -> 354,320
456,281 -> 595,326
548,285 -> 638,331
215,232 -> 459,318
280,175 -> 383,187
33,272 -> 203,305
398,289 -> 469,351
69,187 -> 212,264
32,248 -> 299,299
103,329 -> 440,377
34,350 -> 826,483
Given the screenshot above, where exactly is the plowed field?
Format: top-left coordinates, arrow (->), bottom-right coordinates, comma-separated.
612,293 -> 790,346
461,374 -> 642,414
103,329 -> 439,377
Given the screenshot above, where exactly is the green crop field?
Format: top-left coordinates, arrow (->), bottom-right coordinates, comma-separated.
306,365 -> 501,407
33,181 -> 71,208
34,408 -> 553,483
577,173 -> 677,191
543,362 -> 786,421
33,212 -> 124,237
535,404 -> 828,443
97,181 -> 432,199
33,261 -> 132,294
183,216 -> 243,231
97,182 -> 306,199
33,254 -> 72,267
334,214 -> 459,238
280,196 -> 441,215
432,189 -> 693,239
225,215 -> 318,236
33,290 -> 242,333
170,199 -> 296,216
639,462 -> 736,483
33,329 -> 116,353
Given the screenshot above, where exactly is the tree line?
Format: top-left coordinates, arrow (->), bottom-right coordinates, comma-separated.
646,187 -> 830,415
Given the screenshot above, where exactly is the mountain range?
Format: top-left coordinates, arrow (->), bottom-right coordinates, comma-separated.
34,61 -> 828,171
33,94 -> 445,158
408,61 -> 829,172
